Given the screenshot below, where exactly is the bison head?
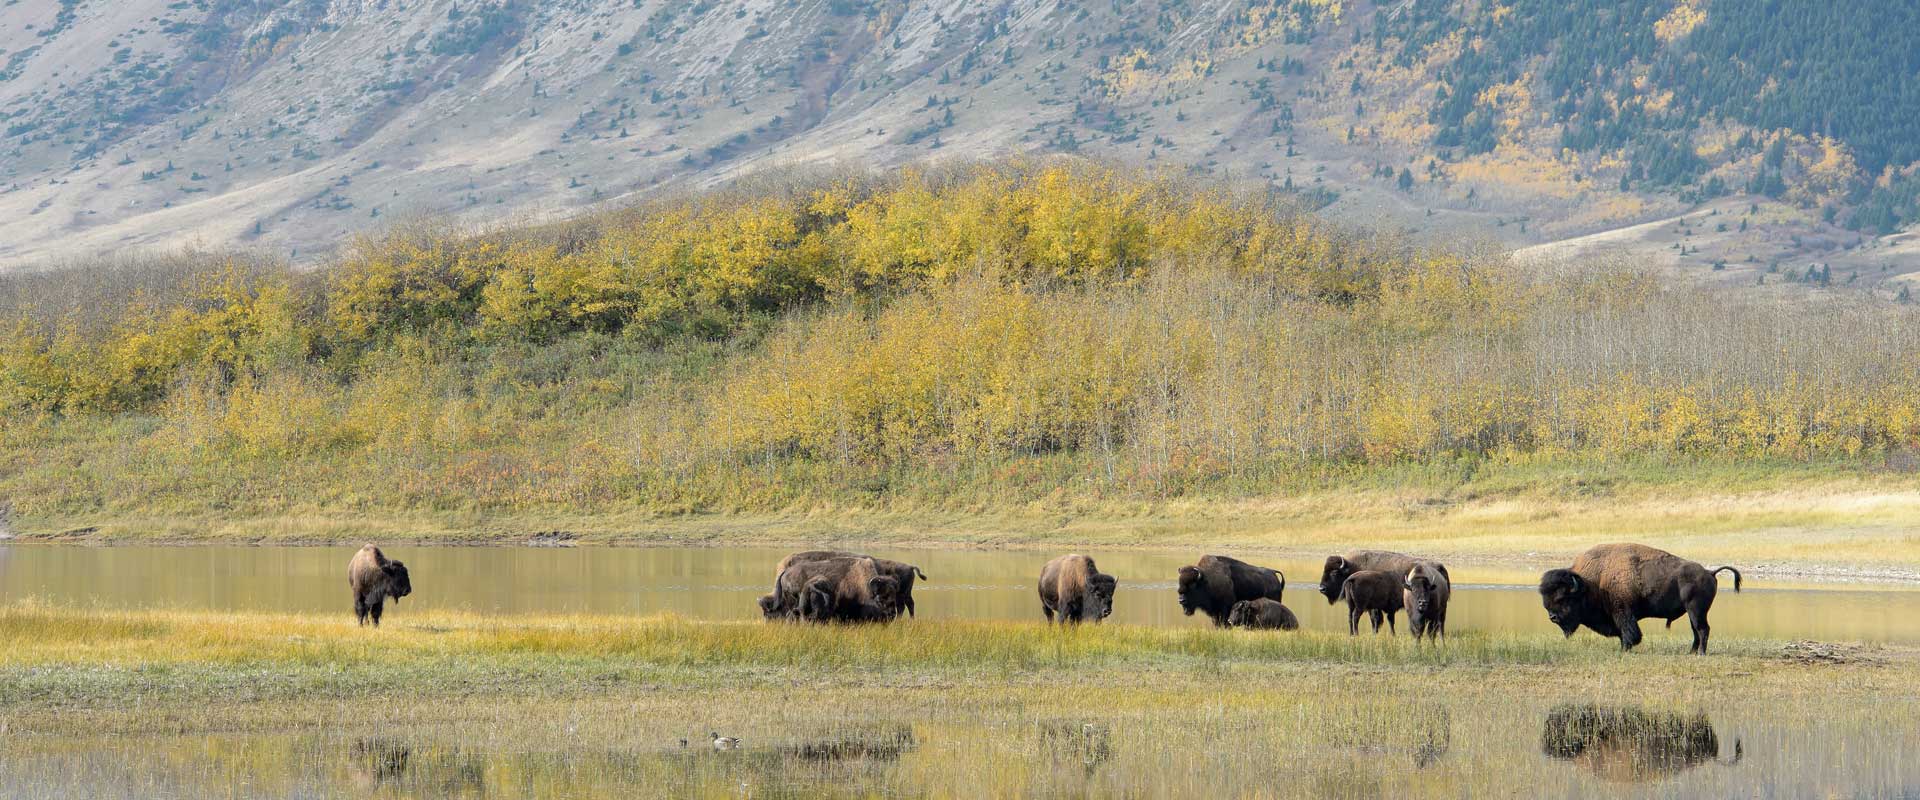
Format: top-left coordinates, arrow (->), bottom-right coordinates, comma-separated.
1538,569 -> 1588,636
757,593 -> 782,620
868,575 -> 901,617
1226,600 -> 1254,628
1318,556 -> 1352,605
1086,573 -> 1118,621
1404,571 -> 1440,617
383,560 -> 412,604
1176,566 -> 1205,616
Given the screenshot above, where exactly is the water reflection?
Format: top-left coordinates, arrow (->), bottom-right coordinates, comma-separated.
1541,705 -> 1742,783
1,544 -> 1918,643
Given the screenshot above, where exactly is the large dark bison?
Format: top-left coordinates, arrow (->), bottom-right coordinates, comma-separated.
1226,598 -> 1299,630
773,556 -> 899,623
775,550 -> 928,618
1538,543 -> 1742,653
348,544 -> 412,627
1176,555 -> 1285,627
1037,554 -> 1117,624
1402,560 -> 1451,641
1542,704 -> 1742,782
1318,550 -> 1449,604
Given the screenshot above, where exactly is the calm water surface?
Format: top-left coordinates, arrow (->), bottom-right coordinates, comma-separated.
2,544 -> 1918,643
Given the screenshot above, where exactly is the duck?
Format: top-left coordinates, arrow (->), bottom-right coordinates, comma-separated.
710,731 -> 741,750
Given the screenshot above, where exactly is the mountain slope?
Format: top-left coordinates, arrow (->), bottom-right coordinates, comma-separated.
1,0 -> 1915,294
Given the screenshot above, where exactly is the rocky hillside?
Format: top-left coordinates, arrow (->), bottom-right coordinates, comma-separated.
2,0 -> 1915,294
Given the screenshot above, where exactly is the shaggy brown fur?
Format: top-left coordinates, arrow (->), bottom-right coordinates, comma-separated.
1402,560 -> 1452,641
773,556 -> 899,623
1538,543 -> 1742,653
1319,551 -> 1450,604
1175,555 -> 1285,627
347,544 -> 412,627
774,550 -> 928,617
1037,554 -> 1117,624
1339,570 -> 1404,635
1225,598 -> 1299,630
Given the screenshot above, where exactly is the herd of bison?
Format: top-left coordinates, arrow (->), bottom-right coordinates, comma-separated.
348,542 -> 1744,653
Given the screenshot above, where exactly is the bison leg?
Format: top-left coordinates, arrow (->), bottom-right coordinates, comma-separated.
1613,611 -> 1642,651
905,596 -> 915,619
1687,604 -> 1712,654
1386,611 -> 1397,636
1043,604 -> 1056,624
354,597 -> 369,626
369,600 -> 384,628
1348,606 -> 1361,636
1369,609 -> 1384,634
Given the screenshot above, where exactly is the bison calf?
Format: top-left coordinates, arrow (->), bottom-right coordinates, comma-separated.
1226,598 -> 1298,630
347,544 -> 412,627
1340,570 -> 1403,635
1402,560 -> 1451,641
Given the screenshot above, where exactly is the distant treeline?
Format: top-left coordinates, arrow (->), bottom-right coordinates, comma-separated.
1,162 -> 1917,519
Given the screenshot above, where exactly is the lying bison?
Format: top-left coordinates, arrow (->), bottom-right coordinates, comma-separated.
774,556 -> 899,623
1177,555 -> 1285,627
1538,543 -> 1742,653
348,544 -> 412,627
1402,560 -> 1451,641
1037,554 -> 1118,624
1340,570 -> 1403,635
1226,598 -> 1298,630
1319,550 -> 1448,605
775,550 -> 928,618
1542,704 -> 1742,782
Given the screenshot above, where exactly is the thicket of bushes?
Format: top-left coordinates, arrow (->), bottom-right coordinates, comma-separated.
2,162 -> 1916,520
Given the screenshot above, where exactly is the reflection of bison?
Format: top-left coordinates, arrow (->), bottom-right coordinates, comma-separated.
774,550 -> 928,618
1402,560 -> 1451,641
1340,570 -> 1403,635
1538,543 -> 1742,653
1226,598 -> 1298,630
774,556 -> 899,623
348,544 -> 412,627
1319,551 -> 1448,604
1038,554 -> 1117,624
1542,704 -> 1742,782
1177,555 -> 1285,627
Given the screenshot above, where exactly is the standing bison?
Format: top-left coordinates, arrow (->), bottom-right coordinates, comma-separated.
774,550 -> 928,618
348,544 -> 412,627
1226,598 -> 1299,630
1339,570 -> 1403,635
1037,554 -> 1118,624
1538,543 -> 1742,653
1176,555 -> 1285,627
773,556 -> 899,623
1402,560 -> 1451,641
1319,550 -> 1448,605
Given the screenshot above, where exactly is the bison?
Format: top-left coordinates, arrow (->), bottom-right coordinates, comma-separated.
1038,554 -> 1118,624
1542,704 -> 1742,782
1176,554 -> 1285,627
775,550 -> 928,618
1538,543 -> 1742,653
347,544 -> 412,627
774,556 -> 899,623
1340,570 -> 1403,635
1225,598 -> 1299,630
1402,560 -> 1451,641
1319,550 -> 1448,605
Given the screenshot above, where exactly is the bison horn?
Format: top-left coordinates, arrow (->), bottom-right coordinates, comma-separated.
1567,574 -> 1582,593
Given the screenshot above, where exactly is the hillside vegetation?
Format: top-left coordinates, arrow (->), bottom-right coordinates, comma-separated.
2,163 -> 1918,540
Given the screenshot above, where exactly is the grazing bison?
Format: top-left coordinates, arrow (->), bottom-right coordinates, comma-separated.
1402,560 -> 1451,641
1037,554 -> 1118,624
1319,551 -> 1449,604
1538,543 -> 1742,653
1176,555 -> 1285,627
1542,704 -> 1742,782
775,550 -> 928,618
775,556 -> 899,623
347,544 -> 412,627
1340,570 -> 1403,635
1226,598 -> 1299,630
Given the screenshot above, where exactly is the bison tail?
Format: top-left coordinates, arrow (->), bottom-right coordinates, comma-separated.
915,567 -> 929,581
1712,566 -> 1743,592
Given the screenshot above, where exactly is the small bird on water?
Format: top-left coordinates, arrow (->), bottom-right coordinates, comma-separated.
710,731 -> 741,750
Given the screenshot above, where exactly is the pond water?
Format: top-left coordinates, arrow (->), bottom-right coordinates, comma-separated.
2,544 -> 1918,643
